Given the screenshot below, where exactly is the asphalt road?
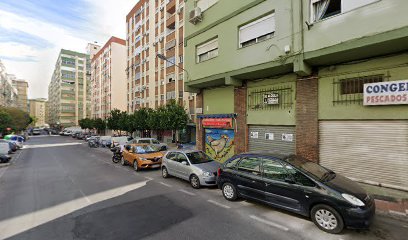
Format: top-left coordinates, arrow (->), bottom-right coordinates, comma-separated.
0,136 -> 406,240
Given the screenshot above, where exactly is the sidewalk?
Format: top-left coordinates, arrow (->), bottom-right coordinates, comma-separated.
360,183 -> 408,219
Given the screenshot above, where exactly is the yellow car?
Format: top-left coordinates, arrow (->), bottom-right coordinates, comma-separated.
121,144 -> 164,171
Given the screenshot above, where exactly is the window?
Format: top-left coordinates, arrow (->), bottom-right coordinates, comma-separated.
237,157 -> 261,176
176,153 -> 188,162
239,13 -> 275,48
179,55 -> 183,63
262,158 -> 289,182
196,38 -> 218,63
166,56 -> 175,67
196,0 -> 218,12
283,165 -> 316,187
340,75 -> 383,94
225,157 -> 241,169
312,0 -> 378,22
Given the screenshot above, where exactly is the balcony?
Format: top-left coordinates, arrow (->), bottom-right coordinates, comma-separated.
166,0 -> 176,14
166,14 -> 176,29
165,39 -> 176,50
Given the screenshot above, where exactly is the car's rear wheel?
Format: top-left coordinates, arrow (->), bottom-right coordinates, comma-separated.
222,182 -> 238,201
311,204 -> 344,234
120,156 -> 126,166
162,167 -> 169,178
190,174 -> 200,189
133,160 -> 139,171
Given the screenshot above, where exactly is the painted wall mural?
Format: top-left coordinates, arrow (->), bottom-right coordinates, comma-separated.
205,128 -> 235,163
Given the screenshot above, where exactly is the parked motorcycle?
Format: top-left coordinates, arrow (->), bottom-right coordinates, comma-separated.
111,146 -> 122,163
88,139 -> 99,148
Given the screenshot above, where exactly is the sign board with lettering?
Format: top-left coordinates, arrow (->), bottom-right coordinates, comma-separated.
202,118 -> 233,129
250,132 -> 259,139
281,133 -> 293,142
263,93 -> 279,105
364,80 -> 408,105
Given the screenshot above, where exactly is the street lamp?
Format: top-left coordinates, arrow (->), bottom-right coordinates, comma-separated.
156,53 -> 190,81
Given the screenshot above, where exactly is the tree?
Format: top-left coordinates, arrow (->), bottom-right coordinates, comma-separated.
107,109 -> 122,132
0,107 -> 31,132
0,110 -> 12,135
78,118 -> 94,131
165,100 -> 188,141
93,118 -> 106,134
133,108 -> 152,137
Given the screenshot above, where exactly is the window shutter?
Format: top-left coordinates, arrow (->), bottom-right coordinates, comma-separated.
196,38 -> 218,56
239,14 -> 275,44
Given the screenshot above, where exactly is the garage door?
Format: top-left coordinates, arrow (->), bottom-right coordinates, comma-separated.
319,121 -> 408,191
248,125 -> 295,154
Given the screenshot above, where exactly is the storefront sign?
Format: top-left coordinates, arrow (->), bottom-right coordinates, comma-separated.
250,132 -> 259,139
202,118 -> 232,128
364,80 -> 408,105
263,93 -> 279,105
282,133 -> 293,142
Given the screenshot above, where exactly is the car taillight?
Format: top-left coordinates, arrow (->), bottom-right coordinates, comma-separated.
217,168 -> 222,176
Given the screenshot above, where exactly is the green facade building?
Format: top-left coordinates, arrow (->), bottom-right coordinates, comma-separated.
48,49 -> 92,127
185,0 -> 408,191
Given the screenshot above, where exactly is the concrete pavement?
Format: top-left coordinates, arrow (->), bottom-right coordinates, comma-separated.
0,136 -> 406,240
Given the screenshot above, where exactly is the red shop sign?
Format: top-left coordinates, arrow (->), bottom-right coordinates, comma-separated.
202,118 -> 233,128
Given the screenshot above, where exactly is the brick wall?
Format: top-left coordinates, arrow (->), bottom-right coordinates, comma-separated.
196,92 -> 204,151
295,76 -> 319,162
234,86 -> 248,154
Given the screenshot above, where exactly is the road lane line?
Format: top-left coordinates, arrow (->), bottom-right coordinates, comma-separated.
159,181 -> 172,187
79,189 -> 92,203
23,142 -> 83,149
207,199 -> 231,209
178,189 -> 196,196
145,177 -> 154,180
249,215 -> 289,231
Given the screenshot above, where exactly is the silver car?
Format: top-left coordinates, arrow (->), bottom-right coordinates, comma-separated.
161,150 -> 220,188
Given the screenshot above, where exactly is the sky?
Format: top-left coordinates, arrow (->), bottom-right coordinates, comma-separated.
0,0 -> 136,99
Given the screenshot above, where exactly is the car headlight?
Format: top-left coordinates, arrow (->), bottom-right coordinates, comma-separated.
342,193 -> 365,207
202,171 -> 212,177
140,157 -> 147,161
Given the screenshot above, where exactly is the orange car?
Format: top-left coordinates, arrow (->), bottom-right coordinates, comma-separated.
121,144 -> 164,171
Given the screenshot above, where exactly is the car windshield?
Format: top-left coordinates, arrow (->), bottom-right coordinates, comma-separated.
186,151 -> 213,164
133,145 -> 159,154
285,156 -> 334,181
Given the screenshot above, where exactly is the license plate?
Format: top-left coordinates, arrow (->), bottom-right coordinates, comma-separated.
151,164 -> 161,168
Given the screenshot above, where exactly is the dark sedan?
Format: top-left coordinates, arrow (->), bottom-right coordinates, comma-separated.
217,152 -> 375,234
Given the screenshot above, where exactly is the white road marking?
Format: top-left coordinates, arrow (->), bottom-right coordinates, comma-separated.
159,181 -> 172,188
207,199 -> 231,209
0,181 -> 148,239
23,143 -> 82,149
249,215 -> 289,231
178,189 -> 196,196
145,177 -> 154,180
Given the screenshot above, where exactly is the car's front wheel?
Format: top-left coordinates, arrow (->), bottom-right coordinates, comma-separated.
133,160 -> 139,171
311,204 -> 344,234
121,156 -> 126,166
222,182 -> 238,201
190,174 -> 200,189
162,167 -> 169,178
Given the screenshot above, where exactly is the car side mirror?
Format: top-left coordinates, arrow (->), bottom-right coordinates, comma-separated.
284,177 -> 296,184
181,161 -> 188,165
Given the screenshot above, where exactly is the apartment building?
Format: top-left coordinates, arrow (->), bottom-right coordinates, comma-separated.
91,37 -> 127,119
0,60 -> 18,108
48,49 -> 92,128
126,0 -> 197,142
29,98 -> 47,127
12,79 -> 29,112
185,0 -> 408,191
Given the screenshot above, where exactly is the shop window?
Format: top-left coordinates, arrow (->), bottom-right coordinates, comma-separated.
333,74 -> 384,105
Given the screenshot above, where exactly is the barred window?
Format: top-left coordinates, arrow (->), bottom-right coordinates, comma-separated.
340,75 -> 383,95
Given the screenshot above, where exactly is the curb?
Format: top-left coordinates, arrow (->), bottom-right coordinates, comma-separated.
376,209 -> 408,222
0,163 -> 11,168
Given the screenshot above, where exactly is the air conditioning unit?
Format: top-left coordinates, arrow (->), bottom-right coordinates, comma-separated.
160,6 -> 164,11
177,6 -> 184,14
161,81 -> 164,85
188,96 -> 194,100
141,86 -> 147,91
189,7 -> 202,25
153,42 -> 157,46
159,36 -> 164,42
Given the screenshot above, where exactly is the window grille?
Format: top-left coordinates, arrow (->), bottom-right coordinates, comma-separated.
248,84 -> 293,110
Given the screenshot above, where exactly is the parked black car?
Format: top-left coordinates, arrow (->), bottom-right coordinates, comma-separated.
217,152 -> 375,234
0,154 -> 11,163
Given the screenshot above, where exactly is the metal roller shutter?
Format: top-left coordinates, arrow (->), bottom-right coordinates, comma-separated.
248,125 -> 295,154
319,121 -> 408,191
